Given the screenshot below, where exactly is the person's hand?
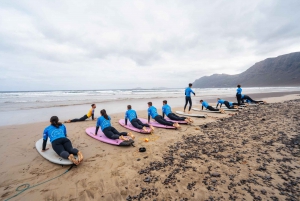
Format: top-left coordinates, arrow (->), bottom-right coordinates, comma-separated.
42,148 -> 49,152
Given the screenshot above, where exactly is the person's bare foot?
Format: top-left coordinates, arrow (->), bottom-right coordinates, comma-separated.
220,109 -> 226,114
68,154 -> 79,165
119,135 -> 129,141
77,151 -> 83,163
184,119 -> 190,124
142,127 -> 148,132
188,117 -> 194,123
128,132 -> 135,139
150,125 -> 155,132
173,123 -> 181,128
263,101 -> 267,103
64,120 -> 71,123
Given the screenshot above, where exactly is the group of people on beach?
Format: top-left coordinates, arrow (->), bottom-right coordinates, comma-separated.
41,83 -> 266,165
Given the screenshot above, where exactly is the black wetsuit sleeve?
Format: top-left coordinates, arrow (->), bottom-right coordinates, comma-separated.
216,103 -> 219,108
125,118 -> 127,125
162,112 -> 165,118
136,114 -> 138,119
42,139 -> 47,150
95,126 -> 99,135
148,115 -> 150,123
193,92 -> 195,96
92,113 -> 94,120
202,106 -> 203,110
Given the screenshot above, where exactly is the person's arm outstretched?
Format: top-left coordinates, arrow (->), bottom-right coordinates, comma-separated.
42,129 -> 49,151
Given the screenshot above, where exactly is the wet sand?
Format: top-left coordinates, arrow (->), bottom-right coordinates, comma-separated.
0,94 -> 299,200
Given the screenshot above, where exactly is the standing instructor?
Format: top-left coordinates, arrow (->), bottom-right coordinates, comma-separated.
184,83 -> 196,113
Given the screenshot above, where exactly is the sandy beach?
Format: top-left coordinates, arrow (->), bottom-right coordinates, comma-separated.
0,93 -> 300,201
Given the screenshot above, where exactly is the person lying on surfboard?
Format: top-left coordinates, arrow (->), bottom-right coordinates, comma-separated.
241,94 -> 267,104
216,98 -> 239,109
96,109 -> 135,141
148,102 -> 180,128
65,104 -> 96,123
125,105 -> 154,132
200,100 -> 225,113
162,100 -> 193,124
42,116 -> 83,165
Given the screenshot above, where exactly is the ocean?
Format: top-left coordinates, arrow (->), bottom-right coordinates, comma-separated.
0,87 -> 299,126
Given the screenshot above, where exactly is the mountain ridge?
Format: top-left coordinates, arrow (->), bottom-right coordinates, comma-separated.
193,52 -> 300,87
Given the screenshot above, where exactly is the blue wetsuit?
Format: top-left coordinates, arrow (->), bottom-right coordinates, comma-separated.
202,101 -> 219,111
162,104 -> 172,117
236,87 -> 242,106
148,105 -> 173,126
42,124 -> 78,159
184,87 -> 195,111
96,115 -> 128,139
125,109 -> 149,129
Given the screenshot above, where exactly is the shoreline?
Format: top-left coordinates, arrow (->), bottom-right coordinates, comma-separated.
0,91 -> 299,127
0,93 -> 299,200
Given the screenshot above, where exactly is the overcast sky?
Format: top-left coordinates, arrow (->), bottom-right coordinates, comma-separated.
0,0 -> 299,91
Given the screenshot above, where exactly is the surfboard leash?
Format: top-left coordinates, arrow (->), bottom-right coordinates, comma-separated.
4,165 -> 75,201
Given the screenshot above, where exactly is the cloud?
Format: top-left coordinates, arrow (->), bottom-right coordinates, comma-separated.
0,0 -> 300,90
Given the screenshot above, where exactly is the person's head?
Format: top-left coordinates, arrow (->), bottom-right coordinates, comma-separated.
147,102 -> 152,107
200,100 -> 203,103
91,104 -> 96,109
217,98 -> 220,100
127,105 -> 132,110
189,83 -> 192,87
237,84 -> 241,88
50,116 -> 62,128
163,100 -> 167,105
100,109 -> 109,120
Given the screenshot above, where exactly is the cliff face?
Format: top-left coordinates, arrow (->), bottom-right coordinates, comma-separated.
193,52 -> 300,87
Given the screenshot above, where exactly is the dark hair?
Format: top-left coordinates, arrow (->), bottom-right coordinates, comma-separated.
148,102 -> 152,106
100,109 -> 109,120
217,98 -> 220,100
91,104 -> 95,107
237,84 -> 241,88
127,105 -> 132,109
50,116 -> 62,128
189,83 -> 192,87
200,100 -> 203,102
163,100 -> 167,104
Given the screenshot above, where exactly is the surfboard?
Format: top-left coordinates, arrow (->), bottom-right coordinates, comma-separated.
175,111 -> 207,118
165,117 -> 187,124
192,108 -> 222,113
118,119 -> 151,134
85,127 -> 134,146
219,108 -> 239,111
138,118 -> 176,129
35,138 -> 74,165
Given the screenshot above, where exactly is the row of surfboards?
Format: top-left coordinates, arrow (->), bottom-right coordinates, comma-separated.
35,105 -> 256,165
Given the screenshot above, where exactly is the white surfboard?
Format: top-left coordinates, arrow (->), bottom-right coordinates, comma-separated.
35,138 -> 74,165
220,108 -> 239,111
175,111 -> 206,118
192,108 -> 222,113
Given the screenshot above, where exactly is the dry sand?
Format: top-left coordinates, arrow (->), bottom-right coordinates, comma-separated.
0,94 -> 299,201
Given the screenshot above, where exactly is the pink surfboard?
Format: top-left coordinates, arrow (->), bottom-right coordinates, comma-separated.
138,118 -> 176,129
85,127 -> 134,146
165,117 -> 187,124
118,119 -> 151,134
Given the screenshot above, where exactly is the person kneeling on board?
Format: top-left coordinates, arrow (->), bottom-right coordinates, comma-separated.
125,105 -> 154,132
216,98 -> 238,109
65,104 -> 96,123
200,100 -> 225,113
148,102 -> 180,128
162,100 -> 193,124
96,109 -> 135,141
241,95 -> 267,104
42,116 -> 83,165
